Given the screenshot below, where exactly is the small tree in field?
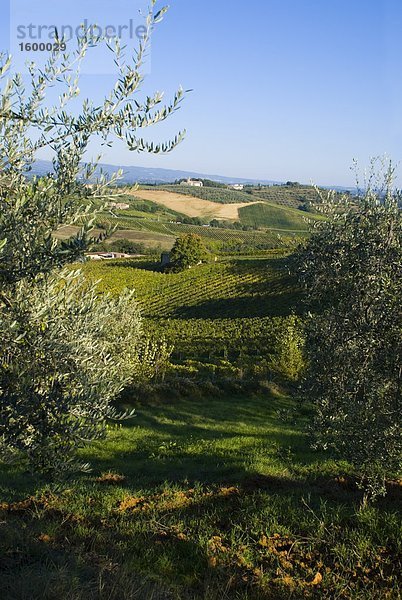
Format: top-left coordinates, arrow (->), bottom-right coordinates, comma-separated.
297,161 -> 401,501
169,234 -> 207,271
0,2 -> 182,475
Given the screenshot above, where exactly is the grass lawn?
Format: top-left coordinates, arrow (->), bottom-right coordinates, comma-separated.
0,392 -> 401,599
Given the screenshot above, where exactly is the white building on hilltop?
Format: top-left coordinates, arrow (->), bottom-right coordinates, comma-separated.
229,183 -> 244,191
180,178 -> 203,187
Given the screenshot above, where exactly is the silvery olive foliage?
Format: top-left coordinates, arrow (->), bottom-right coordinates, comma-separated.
1,272 -> 148,474
297,161 -> 401,501
0,2 -> 180,474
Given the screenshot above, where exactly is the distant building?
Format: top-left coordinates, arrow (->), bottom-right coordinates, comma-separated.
85,252 -> 133,260
180,178 -> 203,188
107,202 -> 130,210
229,184 -> 244,191
160,252 -> 171,267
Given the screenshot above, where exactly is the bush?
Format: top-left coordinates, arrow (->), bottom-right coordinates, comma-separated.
268,316 -> 305,382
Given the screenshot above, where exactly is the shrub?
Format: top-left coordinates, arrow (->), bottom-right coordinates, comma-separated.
268,315 -> 305,382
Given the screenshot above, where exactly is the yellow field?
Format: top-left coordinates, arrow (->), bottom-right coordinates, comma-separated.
129,189 -> 260,220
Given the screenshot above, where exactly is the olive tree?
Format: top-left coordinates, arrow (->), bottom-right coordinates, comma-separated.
0,1 -> 182,474
297,162 -> 401,501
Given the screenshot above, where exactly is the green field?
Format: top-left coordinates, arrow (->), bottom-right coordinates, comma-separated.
57,219 -> 296,254
93,213 -> 305,254
238,202 -> 312,231
97,215 -> 287,244
81,256 -> 301,372
1,393 -> 400,599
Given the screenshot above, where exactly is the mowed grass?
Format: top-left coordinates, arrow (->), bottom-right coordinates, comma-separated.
0,393 -> 400,599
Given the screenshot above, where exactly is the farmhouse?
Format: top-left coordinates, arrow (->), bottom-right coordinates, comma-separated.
180,178 -> 203,187
229,183 -> 244,191
85,251 -> 133,260
107,202 -> 130,210
160,252 -> 171,267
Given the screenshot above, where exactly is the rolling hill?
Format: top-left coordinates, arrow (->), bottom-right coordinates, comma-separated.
131,185 -> 322,232
129,189 -> 261,220
238,202 -> 313,231
30,159 -> 283,186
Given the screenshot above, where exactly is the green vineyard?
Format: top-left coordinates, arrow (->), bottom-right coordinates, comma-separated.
154,184 -> 254,204
80,256 -> 301,367
245,184 -> 338,209
238,201 -> 313,231
96,213 -> 302,250
98,213 -> 175,234
144,315 -> 301,364
81,256 -> 299,318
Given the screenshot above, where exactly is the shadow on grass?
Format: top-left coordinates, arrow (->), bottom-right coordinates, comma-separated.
1,394 -> 400,599
0,395 -> 313,499
1,468 -> 399,600
78,395 -> 311,488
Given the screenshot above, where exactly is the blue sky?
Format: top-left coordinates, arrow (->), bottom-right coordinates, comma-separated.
2,0 -> 402,186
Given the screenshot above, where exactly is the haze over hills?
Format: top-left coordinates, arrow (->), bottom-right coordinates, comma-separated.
30,159 -> 281,185
30,159 -> 353,192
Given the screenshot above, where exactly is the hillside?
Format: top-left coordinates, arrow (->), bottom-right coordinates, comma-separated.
81,256 -> 299,319
55,224 -> 176,250
136,185 -> 323,230
93,186 -> 321,246
239,202 -> 313,231
54,184 -> 322,254
55,221 -> 295,254
245,184 -> 339,210
128,188 -> 261,220
155,184 -> 255,204
80,255 -> 300,369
